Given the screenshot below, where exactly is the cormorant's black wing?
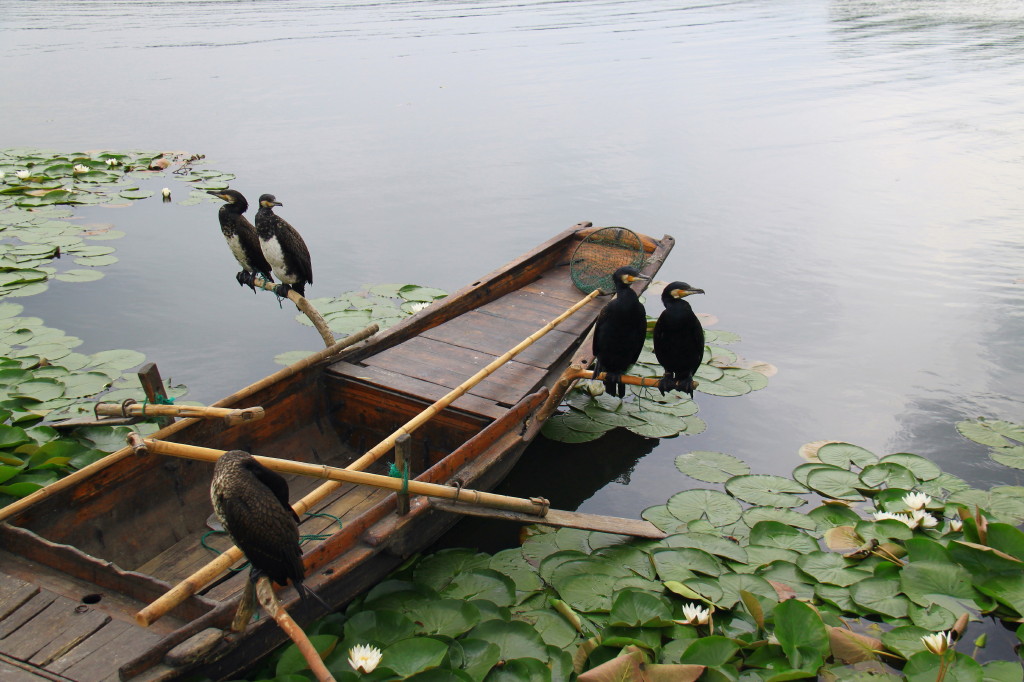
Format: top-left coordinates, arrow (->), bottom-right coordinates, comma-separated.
281,220 -> 313,285
249,459 -> 301,523
238,216 -> 275,278
219,493 -> 303,587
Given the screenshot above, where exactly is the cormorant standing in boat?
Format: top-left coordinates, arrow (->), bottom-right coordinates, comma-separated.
653,282 -> 705,397
210,450 -> 329,611
254,194 -> 313,298
207,189 -> 275,292
592,266 -> 649,398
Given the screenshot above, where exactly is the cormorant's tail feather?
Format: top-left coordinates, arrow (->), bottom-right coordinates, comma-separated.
295,580 -> 332,613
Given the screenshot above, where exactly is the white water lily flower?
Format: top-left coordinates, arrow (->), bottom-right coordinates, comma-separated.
873,511 -> 917,528
161,187 -> 171,198
912,509 -> 938,528
903,492 -> 932,510
949,518 -> 963,532
679,602 -> 711,625
348,643 -> 382,673
407,301 -> 429,313
921,630 -> 953,655
72,164 -> 89,174
105,158 -> 119,166
0,171 -> 5,180
16,170 -> 30,180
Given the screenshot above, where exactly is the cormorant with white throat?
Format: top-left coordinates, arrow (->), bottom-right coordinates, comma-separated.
591,266 -> 649,398
255,194 -> 313,298
653,281 -> 705,397
207,189 -> 275,291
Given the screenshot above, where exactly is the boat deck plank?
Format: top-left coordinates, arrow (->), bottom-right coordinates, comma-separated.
0,595 -> 109,665
420,311 -> 578,369
363,337 -> 546,406
474,289 -> 597,335
0,577 -> 39,622
327,362 -> 505,421
49,620 -> 160,682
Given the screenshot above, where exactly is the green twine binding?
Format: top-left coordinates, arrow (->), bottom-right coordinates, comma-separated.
139,394 -> 175,416
389,460 -> 410,495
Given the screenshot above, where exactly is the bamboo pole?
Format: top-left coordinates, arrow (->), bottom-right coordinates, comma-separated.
255,577 -> 335,682
251,276 -> 334,348
0,325 -> 377,525
137,438 -> 549,516
95,402 -> 265,426
135,289 -> 598,626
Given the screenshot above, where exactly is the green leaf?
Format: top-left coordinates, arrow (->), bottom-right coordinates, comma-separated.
275,634 -> 337,676
981,661 -> 1024,682
380,637 -> 448,678
667,489 -> 742,527
0,424 -> 32,449
89,348 -> 146,370
119,189 -> 154,200
804,466 -> 865,501
465,619 -> 547,661
905,650 -> 983,682
817,442 -> 877,469
748,521 -> 818,553
625,410 -> 687,438
991,446 -> 1024,470
675,451 -> 749,483
519,609 -> 578,648
608,588 -> 674,627
879,453 -> 941,481
441,569 -> 515,607
795,552 -> 870,587
773,599 -> 828,671
850,577 -> 910,618
677,635 -> 738,666
343,610 -> 417,648
725,474 -> 807,508
55,269 -> 104,283
957,419 -> 1018,448
11,379 -> 64,402
453,638 -> 501,681
552,573 -> 616,613
413,598 -> 480,638
72,254 -> 119,267
59,372 -> 111,398
741,506 -> 818,531
859,462 -> 919,490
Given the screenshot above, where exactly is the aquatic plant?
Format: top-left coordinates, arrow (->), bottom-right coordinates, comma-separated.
249,419 -> 1024,681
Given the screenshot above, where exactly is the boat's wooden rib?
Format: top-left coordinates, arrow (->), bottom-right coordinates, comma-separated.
0,223 -> 675,681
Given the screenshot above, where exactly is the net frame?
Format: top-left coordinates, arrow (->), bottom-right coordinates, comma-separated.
569,227 -> 647,294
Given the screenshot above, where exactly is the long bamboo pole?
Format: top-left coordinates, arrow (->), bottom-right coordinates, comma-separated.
137,438 -> 549,515
0,325 -> 377,525
94,403 -> 265,426
135,288 -> 600,626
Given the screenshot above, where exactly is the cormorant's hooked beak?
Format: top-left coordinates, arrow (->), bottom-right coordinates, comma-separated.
261,199 -> 283,208
207,190 -> 228,201
624,273 -> 650,284
672,287 -> 705,298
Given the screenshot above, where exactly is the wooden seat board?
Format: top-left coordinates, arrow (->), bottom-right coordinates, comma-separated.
0,655 -> 64,682
0,590 -> 59,640
420,311 -> 578,368
326,362 -> 505,421
363,338 -> 546,405
0,576 -> 39,622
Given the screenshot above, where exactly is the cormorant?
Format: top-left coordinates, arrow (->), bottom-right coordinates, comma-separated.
254,194 -> 313,298
207,189 -> 275,291
210,450 -> 329,611
592,266 -> 649,398
653,281 -> 705,397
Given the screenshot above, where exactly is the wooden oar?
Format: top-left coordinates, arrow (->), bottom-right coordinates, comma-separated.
135,289 -> 600,626
95,402 -> 265,426
133,437 -> 550,516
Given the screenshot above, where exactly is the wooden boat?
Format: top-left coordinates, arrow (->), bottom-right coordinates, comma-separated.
0,223 -> 673,682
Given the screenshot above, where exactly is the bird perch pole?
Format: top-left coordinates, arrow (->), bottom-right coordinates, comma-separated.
250,275 -> 334,348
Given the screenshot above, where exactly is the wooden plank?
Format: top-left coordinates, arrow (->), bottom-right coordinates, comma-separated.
520,268 -> 592,303
0,576 -> 39,621
0,590 -> 58,639
327,362 -> 505,420
0,655 -> 70,682
0,594 -> 109,665
475,289 -> 600,335
54,619 -> 161,682
364,337 -> 546,406
420,311 -> 579,369
433,501 -> 667,539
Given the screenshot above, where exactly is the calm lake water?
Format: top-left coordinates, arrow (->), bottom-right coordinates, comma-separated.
2,0 -> 1022,537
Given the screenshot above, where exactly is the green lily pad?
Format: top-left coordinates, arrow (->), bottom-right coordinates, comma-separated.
725,474 -> 807,508
675,451 -> 749,483
818,442 -> 877,469
667,489 -> 742,527
73,255 -> 119,267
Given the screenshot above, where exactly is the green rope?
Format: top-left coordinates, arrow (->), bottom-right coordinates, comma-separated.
139,394 -> 175,416
299,511 -> 343,545
389,460 -> 410,495
200,530 -> 249,572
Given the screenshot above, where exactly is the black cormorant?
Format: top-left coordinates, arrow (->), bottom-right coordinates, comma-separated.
653,281 -> 705,397
254,194 -> 313,298
210,450 -> 329,611
207,189 -> 275,291
592,266 -> 649,398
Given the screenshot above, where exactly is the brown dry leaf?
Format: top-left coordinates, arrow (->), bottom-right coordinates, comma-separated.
643,664 -> 705,682
767,580 -> 797,601
573,637 -> 602,675
824,526 -> 863,552
696,312 -> 718,327
578,645 -> 643,681
952,540 -> 1023,563
149,157 -> 171,170
740,589 -> 765,629
799,440 -> 841,462
828,626 -> 882,664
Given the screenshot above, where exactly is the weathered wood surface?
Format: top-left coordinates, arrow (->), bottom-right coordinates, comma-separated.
432,501 -> 667,539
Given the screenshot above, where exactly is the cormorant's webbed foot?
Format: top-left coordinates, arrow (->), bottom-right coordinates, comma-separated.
236,270 -> 258,292
657,376 -> 673,396
274,283 -> 292,299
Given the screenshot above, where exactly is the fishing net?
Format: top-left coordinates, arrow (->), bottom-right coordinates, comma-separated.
569,226 -> 647,294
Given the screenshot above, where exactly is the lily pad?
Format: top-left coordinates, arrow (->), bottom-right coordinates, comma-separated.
675,451 -> 749,483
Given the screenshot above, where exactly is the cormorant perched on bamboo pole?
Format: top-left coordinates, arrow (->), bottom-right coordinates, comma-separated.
592,266 -> 649,398
653,281 -> 705,397
255,194 -> 313,298
210,450 -> 329,611
207,189 -> 275,292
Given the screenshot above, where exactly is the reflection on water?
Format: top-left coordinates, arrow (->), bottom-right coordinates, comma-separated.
1,0 -> 1022,520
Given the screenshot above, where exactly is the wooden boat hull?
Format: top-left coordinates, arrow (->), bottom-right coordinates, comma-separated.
0,223 -> 673,681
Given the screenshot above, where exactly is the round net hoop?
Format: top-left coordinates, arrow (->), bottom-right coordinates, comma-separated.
569,227 -> 647,294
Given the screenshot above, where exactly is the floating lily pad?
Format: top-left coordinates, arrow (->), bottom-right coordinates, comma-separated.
675,451 -> 749,483
55,269 -> 104,283
725,474 -> 807,508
